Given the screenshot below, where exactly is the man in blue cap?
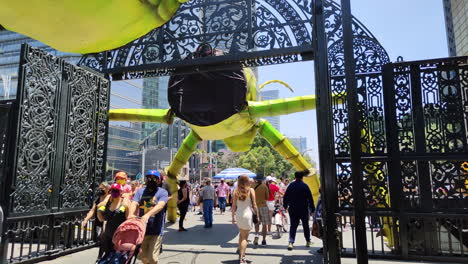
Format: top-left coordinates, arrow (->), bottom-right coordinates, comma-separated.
129,170 -> 169,264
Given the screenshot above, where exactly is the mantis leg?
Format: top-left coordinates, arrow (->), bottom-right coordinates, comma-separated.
248,95 -> 317,119
165,130 -> 202,222
258,119 -> 320,204
248,93 -> 344,119
109,108 -> 174,123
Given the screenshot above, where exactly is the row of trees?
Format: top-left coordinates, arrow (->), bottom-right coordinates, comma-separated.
217,135 -> 315,179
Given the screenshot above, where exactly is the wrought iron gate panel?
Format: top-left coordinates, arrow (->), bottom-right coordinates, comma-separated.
383,56 -> 468,261
0,44 -> 110,264
11,46 -> 63,214
79,0 -> 315,77
60,64 -> 108,209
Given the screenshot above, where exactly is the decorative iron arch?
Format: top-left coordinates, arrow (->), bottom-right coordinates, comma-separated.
78,0 -> 389,80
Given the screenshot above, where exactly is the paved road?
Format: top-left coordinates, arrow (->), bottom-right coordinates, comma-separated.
41,208 -> 438,264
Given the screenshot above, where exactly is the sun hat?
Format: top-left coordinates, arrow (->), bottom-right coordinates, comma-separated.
255,173 -> 265,181
115,171 -> 127,180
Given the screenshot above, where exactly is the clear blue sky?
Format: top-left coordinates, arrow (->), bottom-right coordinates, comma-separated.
258,0 -> 448,165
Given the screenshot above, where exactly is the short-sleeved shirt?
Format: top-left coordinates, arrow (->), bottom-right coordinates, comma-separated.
253,183 -> 269,207
268,184 -> 280,201
133,187 -> 169,236
216,183 -> 230,197
201,185 -> 215,200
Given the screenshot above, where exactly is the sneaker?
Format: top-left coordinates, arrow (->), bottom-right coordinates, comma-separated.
306,241 -> 313,247
287,242 -> 293,251
261,240 -> 267,246
253,237 -> 259,245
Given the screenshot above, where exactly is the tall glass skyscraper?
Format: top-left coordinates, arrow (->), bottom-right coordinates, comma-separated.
443,0 -> 468,56
0,30 -> 80,99
259,90 -> 281,131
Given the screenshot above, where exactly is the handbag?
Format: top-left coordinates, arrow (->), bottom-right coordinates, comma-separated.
311,220 -> 321,239
250,190 -> 259,224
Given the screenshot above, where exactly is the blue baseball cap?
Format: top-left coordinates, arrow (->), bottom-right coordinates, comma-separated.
146,170 -> 160,178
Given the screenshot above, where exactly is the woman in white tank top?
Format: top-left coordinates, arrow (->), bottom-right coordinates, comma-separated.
232,175 -> 259,264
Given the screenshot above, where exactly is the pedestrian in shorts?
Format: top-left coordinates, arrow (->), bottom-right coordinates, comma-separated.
252,173 -> 270,246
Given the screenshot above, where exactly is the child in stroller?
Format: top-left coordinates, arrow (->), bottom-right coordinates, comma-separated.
98,218 -> 146,264
272,202 -> 288,238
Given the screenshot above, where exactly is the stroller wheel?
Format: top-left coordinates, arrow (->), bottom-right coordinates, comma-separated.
276,225 -> 282,238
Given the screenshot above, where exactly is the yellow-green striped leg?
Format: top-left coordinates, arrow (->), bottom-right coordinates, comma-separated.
247,95 -> 317,119
165,130 -> 202,222
258,119 -> 320,204
109,108 -> 174,124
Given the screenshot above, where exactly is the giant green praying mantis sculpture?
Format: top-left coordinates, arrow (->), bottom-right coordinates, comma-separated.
0,0 -> 188,53
110,45 -> 323,222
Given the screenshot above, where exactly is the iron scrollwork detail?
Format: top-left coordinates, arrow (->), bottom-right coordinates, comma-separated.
11,45 -> 109,214
322,1 -> 390,206
11,46 -> 61,213
79,0 -> 314,75
60,64 -> 108,209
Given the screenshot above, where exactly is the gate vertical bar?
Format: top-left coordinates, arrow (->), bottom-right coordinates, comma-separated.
382,63 -> 408,258
409,64 -> 434,255
0,44 -> 25,264
0,102 -> 19,264
313,0 -> 340,263
340,0 -> 368,263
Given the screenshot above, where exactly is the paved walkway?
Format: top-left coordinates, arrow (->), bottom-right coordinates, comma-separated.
41,209 -> 438,264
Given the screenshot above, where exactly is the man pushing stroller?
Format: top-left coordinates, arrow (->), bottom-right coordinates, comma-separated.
129,170 -> 169,264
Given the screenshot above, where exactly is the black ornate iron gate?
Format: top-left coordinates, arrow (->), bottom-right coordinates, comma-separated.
75,0 -> 465,263
381,56 -> 468,262
0,45 -> 110,264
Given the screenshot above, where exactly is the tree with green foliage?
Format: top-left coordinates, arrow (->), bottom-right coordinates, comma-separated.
236,135 -> 295,179
237,151 -> 259,172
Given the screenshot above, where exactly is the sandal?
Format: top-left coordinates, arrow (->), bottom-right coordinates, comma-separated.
240,257 -> 247,264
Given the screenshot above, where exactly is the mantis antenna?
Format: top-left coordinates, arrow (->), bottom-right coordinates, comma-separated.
258,80 -> 294,93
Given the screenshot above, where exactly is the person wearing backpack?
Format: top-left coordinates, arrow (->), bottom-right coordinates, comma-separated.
129,170 -> 168,264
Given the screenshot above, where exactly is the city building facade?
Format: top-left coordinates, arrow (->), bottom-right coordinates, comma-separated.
288,136 -> 308,154
259,89 -> 281,131
443,0 -> 468,56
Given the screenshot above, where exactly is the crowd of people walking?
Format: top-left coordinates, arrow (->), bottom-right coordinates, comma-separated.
81,169 -> 319,264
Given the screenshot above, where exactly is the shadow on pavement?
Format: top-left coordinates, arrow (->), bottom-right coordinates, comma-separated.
163,223 -> 239,246
280,254 -> 323,263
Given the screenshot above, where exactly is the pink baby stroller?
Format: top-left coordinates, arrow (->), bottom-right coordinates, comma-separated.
98,218 -> 146,264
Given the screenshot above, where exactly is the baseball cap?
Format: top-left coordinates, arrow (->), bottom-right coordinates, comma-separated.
109,183 -> 122,192
266,176 -> 272,182
146,170 -> 160,178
